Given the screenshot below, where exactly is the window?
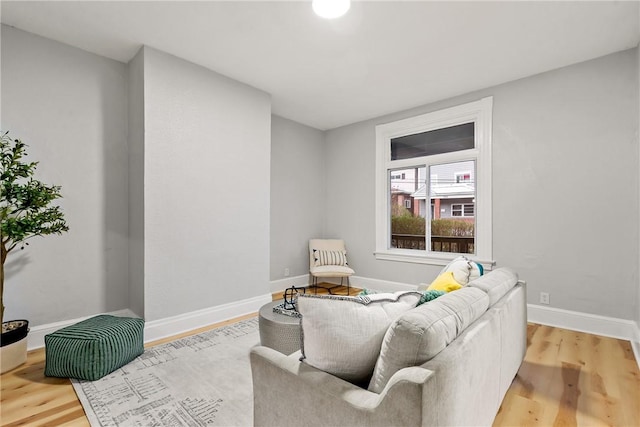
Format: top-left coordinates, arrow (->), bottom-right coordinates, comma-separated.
375,97 -> 493,266
451,203 -> 474,217
391,122 -> 474,160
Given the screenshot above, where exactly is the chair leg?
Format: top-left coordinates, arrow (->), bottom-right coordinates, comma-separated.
311,276 -> 346,295
339,277 -> 351,296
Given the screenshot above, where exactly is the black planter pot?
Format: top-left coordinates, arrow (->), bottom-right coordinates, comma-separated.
1,320 -> 29,347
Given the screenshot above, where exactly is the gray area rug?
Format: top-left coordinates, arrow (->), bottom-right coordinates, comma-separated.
72,317 -> 259,426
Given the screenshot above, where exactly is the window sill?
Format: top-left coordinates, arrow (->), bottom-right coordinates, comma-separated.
374,250 -> 495,270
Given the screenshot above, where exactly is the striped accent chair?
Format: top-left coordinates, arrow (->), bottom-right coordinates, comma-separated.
44,314 -> 144,381
309,239 -> 355,295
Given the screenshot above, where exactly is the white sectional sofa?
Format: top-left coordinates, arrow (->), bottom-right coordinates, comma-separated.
250,268 -> 526,426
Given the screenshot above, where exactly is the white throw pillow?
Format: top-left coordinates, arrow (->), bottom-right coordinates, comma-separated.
368,287 -> 490,393
440,256 -> 473,285
297,291 -> 422,383
439,255 -> 484,285
312,249 -> 348,266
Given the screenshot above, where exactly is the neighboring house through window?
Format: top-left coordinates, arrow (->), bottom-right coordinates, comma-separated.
375,97 -> 493,266
455,171 -> 472,183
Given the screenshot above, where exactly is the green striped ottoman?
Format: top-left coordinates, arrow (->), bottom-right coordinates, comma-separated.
44,315 -> 144,381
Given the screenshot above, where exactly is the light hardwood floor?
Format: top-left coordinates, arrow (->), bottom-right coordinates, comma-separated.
1,286 -> 639,427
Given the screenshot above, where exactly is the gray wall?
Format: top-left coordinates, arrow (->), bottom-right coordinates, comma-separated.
127,48 -> 145,318
270,115 -> 325,280
1,27 -> 272,326
141,47 -> 271,321
326,49 -> 639,320
2,23 -> 638,329
1,26 -> 130,325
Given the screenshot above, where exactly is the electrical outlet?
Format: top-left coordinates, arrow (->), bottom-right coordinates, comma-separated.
540,292 -> 550,305
284,268 -> 290,277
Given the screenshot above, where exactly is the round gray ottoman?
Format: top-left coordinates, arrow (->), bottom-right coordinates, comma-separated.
258,301 -> 301,355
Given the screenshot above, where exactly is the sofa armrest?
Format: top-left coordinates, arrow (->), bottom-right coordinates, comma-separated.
250,346 -> 436,427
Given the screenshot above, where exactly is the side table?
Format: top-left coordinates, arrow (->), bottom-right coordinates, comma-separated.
258,300 -> 301,355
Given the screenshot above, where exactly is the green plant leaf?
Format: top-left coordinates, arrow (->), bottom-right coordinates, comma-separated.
1,132 -> 69,253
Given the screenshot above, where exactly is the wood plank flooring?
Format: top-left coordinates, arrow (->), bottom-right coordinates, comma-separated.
493,323 -> 640,427
1,286 -> 638,427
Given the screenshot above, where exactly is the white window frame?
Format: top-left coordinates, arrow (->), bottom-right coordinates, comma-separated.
404,199 -> 412,209
374,97 -> 493,267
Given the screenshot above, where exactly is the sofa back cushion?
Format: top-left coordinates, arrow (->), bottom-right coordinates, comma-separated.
467,267 -> 518,306
368,287 -> 490,393
297,291 -> 422,384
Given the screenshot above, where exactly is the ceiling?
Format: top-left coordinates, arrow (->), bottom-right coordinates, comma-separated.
1,1 -> 639,130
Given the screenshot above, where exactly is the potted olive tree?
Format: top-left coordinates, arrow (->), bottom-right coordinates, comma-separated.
1,131 -> 68,373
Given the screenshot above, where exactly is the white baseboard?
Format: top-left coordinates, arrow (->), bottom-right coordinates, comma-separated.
528,303 -> 639,341
27,294 -> 272,351
144,294 -> 271,343
351,275 -> 418,293
269,275 -> 309,293
633,339 -> 640,368
528,304 -> 640,368
29,282 -> 639,369
269,274 -> 418,294
27,308 -> 138,351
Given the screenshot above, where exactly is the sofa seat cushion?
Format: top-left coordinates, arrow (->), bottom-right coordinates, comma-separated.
368,287 -> 490,393
467,267 -> 518,306
297,291 -> 422,383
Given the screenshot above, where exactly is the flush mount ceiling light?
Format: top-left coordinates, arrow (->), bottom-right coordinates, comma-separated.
312,0 -> 350,19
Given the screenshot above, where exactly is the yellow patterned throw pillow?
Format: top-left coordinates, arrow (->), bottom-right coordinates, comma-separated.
427,271 -> 462,293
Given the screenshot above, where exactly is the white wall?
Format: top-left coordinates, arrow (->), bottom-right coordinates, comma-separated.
0,26 -> 129,325
270,115 -> 325,280
326,49 -> 639,321
141,47 -> 271,321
